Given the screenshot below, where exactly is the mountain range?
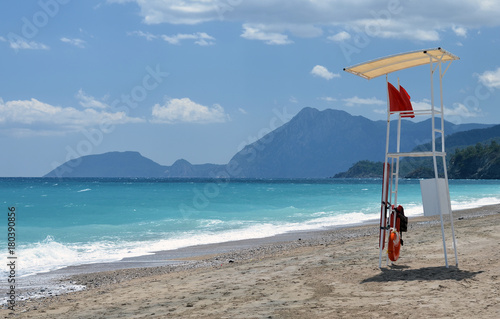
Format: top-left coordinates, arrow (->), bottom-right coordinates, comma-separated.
44,107 -> 493,178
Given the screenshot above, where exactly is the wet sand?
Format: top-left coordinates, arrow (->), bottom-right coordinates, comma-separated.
3,205 -> 500,318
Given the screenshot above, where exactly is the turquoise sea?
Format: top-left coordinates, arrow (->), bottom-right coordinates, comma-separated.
1,178 -> 500,278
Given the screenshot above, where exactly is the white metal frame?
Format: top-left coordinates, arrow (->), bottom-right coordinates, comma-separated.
345,48 -> 459,268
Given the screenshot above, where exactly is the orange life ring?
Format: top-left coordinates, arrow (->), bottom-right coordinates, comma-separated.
387,210 -> 401,262
387,228 -> 401,261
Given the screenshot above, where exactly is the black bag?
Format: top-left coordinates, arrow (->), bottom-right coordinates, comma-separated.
396,205 -> 408,232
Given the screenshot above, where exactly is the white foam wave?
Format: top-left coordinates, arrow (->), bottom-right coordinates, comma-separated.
0,211 -> 381,277
398,204 -> 423,217
140,214 -> 377,254
0,236 -> 155,278
77,188 -> 91,192
451,196 -> 500,211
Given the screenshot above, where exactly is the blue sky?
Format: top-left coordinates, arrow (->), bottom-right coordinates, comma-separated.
1,0 -> 500,177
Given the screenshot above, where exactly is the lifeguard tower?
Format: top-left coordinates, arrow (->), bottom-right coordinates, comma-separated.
344,48 -> 459,268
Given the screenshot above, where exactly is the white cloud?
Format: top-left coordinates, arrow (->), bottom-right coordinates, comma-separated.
241,24 -> 293,45
347,18 -> 441,41
328,31 -> 351,42
412,30 -> 440,41
129,31 -> 215,46
116,0 -> 218,25
76,89 -> 109,109
283,24 -> 323,38
61,37 -> 87,48
162,32 -> 215,46
161,34 -> 187,45
238,107 -> 247,115
0,97 -> 144,135
0,36 -> 5,42
343,96 -> 385,107
409,99 -> 480,118
193,33 -> 216,46
310,65 -> 339,80
318,97 -> 337,102
452,25 -> 467,37
377,28 -> 440,41
151,98 -> 230,124
128,31 -> 157,41
8,38 -> 49,50
110,0 -> 500,42
410,99 -> 432,111
445,103 -> 480,118
477,67 -> 500,89
373,108 -> 386,115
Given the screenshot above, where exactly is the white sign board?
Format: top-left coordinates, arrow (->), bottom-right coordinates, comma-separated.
420,178 -> 451,216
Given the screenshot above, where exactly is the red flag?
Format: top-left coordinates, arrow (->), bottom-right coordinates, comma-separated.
388,83 -> 414,118
399,85 -> 414,118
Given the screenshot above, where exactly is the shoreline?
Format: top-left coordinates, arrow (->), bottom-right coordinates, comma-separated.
20,201 -> 499,280
65,203 -> 500,285
3,203 -> 500,317
5,219 -> 380,304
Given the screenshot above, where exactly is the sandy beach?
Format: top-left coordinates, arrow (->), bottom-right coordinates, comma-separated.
3,205 -> 500,318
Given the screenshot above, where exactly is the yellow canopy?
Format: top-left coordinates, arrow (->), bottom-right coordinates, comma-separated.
343,47 -> 459,80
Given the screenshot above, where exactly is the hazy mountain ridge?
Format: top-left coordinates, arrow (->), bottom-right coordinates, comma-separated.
44,152 -> 224,178
44,107 -> 493,178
